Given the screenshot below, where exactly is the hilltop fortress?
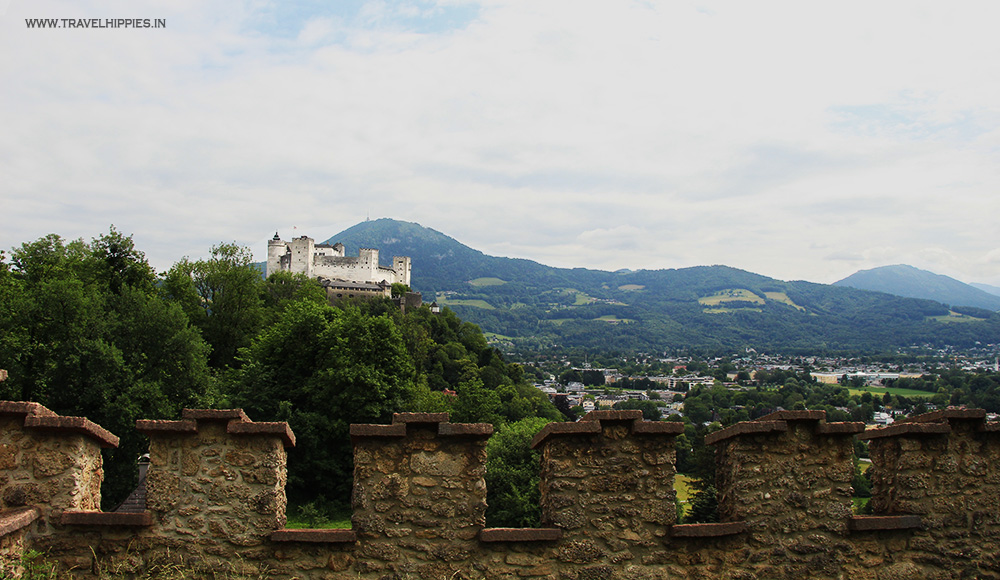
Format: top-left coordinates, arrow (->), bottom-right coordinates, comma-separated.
266,233 -> 411,288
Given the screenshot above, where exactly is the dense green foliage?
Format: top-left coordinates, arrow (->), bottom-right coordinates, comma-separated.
160,243 -> 268,369
0,230 -> 214,507
0,230 -> 561,518
485,417 -> 550,527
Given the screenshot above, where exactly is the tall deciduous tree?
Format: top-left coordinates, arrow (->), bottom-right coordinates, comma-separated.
160,243 -> 264,368
0,230 -> 213,506
228,301 -> 419,505
485,417 -> 550,527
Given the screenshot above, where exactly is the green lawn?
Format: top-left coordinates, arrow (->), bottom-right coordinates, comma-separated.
555,288 -> 595,306
595,315 -> 634,323
548,316 -> 633,325
284,517 -> 352,529
468,277 -> 507,287
675,474 -> 695,503
698,288 -> 764,306
675,473 -> 696,517
852,497 -> 870,514
929,311 -> 986,323
848,386 -> 933,398
763,291 -> 806,311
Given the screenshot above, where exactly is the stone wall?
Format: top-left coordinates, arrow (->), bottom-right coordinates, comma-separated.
0,402 -> 117,531
137,409 -> 293,553
4,404 -> 1000,579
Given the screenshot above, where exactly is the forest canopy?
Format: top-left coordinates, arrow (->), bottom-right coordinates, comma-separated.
0,229 -> 560,522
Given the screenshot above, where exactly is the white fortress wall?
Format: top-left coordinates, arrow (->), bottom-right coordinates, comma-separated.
266,234 -> 411,287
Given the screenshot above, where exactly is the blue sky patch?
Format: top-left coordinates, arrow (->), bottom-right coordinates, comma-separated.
245,0 -> 481,40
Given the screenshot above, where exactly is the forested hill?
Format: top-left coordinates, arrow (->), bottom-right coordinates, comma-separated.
321,219 -> 597,293
834,264 -> 1000,311
323,219 -> 1000,354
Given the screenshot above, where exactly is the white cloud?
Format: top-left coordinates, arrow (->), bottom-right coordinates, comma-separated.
2,0 -> 1000,286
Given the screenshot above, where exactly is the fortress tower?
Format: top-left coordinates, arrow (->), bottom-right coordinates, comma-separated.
265,233 -> 411,287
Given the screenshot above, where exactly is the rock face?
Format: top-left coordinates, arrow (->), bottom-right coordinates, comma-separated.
2,404 -> 1000,579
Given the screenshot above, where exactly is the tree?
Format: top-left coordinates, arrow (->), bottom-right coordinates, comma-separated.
613,399 -> 662,421
89,226 -> 156,295
485,417 -> 551,527
161,243 -> 264,368
552,394 -> 578,421
581,369 -> 605,386
228,301 -> 419,505
0,230 -> 213,506
559,369 -> 583,385
685,485 -> 719,523
260,271 -> 327,323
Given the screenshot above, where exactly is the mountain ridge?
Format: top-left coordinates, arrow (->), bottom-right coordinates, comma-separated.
834,264 -> 1000,311
310,219 -> 1000,354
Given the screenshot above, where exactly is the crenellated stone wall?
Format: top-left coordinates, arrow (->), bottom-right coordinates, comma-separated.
860,409 -> 1000,577
708,410 -> 862,575
4,404 -> 1000,579
533,411 -> 683,568
0,402 -> 117,533
350,413 -> 492,578
137,409 -> 293,551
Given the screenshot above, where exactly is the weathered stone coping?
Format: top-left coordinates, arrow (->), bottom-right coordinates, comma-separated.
183,409 -> 250,422
757,409 -> 826,422
350,412 -> 493,440
478,528 -> 563,542
705,410 -> 864,446
270,529 -> 357,543
136,408 -> 296,448
0,401 -> 119,448
705,421 -> 786,445
859,408 -> 1000,440
670,522 -> 747,537
0,401 -> 57,418
857,422 -> 952,440
907,408 -> 986,423
60,511 -> 153,527
668,517 -> 921,536
227,421 -> 296,447
530,410 -> 684,449
848,515 -> 922,532
136,419 -> 198,434
0,507 -> 40,538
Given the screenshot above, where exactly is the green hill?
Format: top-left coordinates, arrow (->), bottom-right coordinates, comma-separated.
835,264 -> 1000,311
318,219 -> 1000,354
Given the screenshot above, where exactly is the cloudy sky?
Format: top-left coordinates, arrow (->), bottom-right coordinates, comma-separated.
3,1 -> 999,285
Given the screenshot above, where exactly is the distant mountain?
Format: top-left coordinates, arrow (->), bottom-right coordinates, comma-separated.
834,265 -> 1000,311
972,283 -> 1000,298
322,218 -> 605,294
316,219 -> 1000,354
